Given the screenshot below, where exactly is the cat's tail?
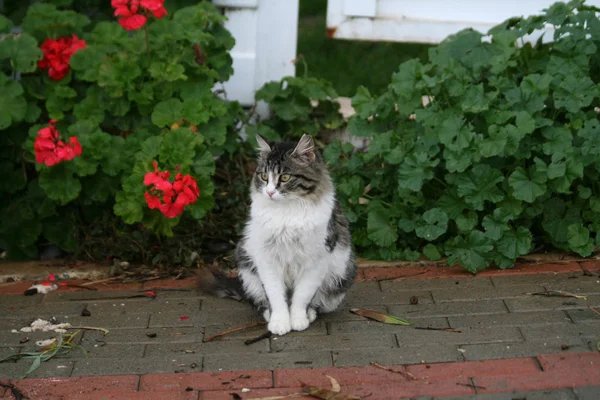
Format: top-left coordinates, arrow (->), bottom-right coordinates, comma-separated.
196,268 -> 245,301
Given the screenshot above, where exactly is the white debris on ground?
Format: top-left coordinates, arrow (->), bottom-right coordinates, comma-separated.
35,338 -> 57,347
25,283 -> 58,294
19,318 -> 72,333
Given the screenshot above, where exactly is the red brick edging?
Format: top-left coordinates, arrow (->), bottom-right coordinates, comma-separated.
0,259 -> 598,295
4,352 -> 599,399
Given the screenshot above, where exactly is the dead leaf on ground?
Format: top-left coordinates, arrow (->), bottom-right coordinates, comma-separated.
325,376 -> 340,392
528,290 -> 587,299
300,381 -> 360,400
350,309 -> 414,325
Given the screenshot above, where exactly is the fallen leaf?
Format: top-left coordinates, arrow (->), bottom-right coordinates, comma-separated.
81,306 -> 91,317
325,376 -> 340,393
300,381 -> 360,400
179,316 -> 190,321
528,290 -> 587,299
350,309 -> 414,325
144,290 -> 157,297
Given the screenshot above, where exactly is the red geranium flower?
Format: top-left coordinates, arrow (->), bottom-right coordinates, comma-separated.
38,35 -> 86,81
143,161 -> 199,218
34,120 -> 82,166
112,0 -> 167,31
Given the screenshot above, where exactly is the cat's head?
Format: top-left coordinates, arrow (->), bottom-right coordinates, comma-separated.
251,134 -> 330,202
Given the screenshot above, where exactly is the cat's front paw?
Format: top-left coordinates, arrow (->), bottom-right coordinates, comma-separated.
268,312 -> 291,335
290,310 -> 310,331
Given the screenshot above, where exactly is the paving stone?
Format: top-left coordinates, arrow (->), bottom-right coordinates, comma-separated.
431,285 -> 544,302
519,321 -> 600,340
82,327 -> 204,344
0,346 -> 20,360
449,311 -> 570,329
148,311 -> 204,328
0,360 -> 74,379
71,343 -> 145,359
400,326 -> 523,346
381,277 -> 494,292
460,337 -> 591,361
193,307 -> 265,327
44,290 -> 148,302
332,345 -> 462,367
545,279 -> 600,294
387,299 -> 508,319
421,388 -> 577,399
0,293 -> 43,306
71,356 -> 203,376
573,385 -> 600,400
491,272 -> 586,287
203,321 -> 326,340
504,295 -> 600,312
203,351 -> 332,371
62,313 -> 150,329
317,305 -> 389,323
200,297 -> 252,311
566,308 -> 600,323
329,318 -> 450,335
343,289 -> 434,306
0,326 -> 74,347
145,338 -> 269,357
271,333 -> 396,352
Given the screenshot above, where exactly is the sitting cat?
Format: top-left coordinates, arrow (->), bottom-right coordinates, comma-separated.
200,134 -> 356,335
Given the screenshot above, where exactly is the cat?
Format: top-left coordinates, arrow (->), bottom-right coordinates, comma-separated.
199,134 -> 357,335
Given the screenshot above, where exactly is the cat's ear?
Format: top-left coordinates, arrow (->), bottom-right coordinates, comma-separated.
255,134 -> 271,153
292,134 -> 315,165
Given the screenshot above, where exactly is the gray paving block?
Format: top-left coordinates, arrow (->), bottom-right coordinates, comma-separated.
387,299 -> 508,319
195,307 -> 265,327
342,290 -> 434,306
203,351 -> 332,372
332,345 -> 462,367
329,318 -> 450,336
520,321 -> 600,340
44,290 -> 148,302
504,295 -> 600,312
203,321 -> 326,340
82,326 -> 204,344
460,337 -> 591,361
317,305 -> 389,323
71,355 -> 203,376
545,279 -> 600,295
566,308 -> 600,323
149,312 -> 203,328
0,346 -> 20,360
0,326 -> 75,347
431,285 -> 544,302
398,326 -> 523,347
0,359 -> 75,379
381,277 -> 494,292
70,342 -> 145,359
61,313 -> 150,329
145,338 -> 269,357
491,273 -> 585,287
449,311 -> 570,329
0,294 -> 43,306
201,297 -> 251,311
271,333 -> 396,352
430,388 -> 577,400
573,386 -> 600,400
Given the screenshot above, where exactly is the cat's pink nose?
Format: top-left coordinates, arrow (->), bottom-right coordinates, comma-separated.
267,190 -> 275,198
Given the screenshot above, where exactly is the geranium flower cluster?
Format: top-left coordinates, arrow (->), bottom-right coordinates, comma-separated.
38,35 -> 86,81
34,120 -> 82,166
111,0 -> 167,31
144,161 -> 200,218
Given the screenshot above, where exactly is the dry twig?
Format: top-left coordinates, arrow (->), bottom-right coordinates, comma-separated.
203,322 -> 265,342
370,361 -> 417,380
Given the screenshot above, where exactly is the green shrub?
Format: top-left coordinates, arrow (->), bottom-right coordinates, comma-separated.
321,0 -> 600,272
0,1 -> 242,259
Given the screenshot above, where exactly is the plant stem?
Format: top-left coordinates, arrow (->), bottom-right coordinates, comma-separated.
143,22 -> 151,69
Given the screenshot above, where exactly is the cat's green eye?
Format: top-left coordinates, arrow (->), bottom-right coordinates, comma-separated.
280,174 -> 291,182
260,172 -> 268,181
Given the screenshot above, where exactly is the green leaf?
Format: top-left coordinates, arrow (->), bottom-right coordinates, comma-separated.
367,208 -> 398,247
114,192 -> 144,224
159,128 -> 196,170
0,33 -> 42,73
439,116 -> 474,151
456,211 -> 478,232
0,14 -> 13,34
422,244 -> 442,261
514,111 -> 536,135
567,223 -> 594,257
456,165 -> 504,210
542,127 -> 572,162
43,217 -> 77,250
351,86 -> 375,119
445,231 -> 493,273
415,208 -> 448,240
461,84 -> 489,113
482,208 -> 513,241
38,166 -> 81,205
398,153 -> 439,192
0,79 -> 27,130
553,75 -> 600,113
508,167 -> 546,203
497,227 -> 532,260
152,98 -> 183,127
350,308 -> 414,325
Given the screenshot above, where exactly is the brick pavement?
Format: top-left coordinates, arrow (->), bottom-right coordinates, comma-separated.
0,261 -> 598,399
